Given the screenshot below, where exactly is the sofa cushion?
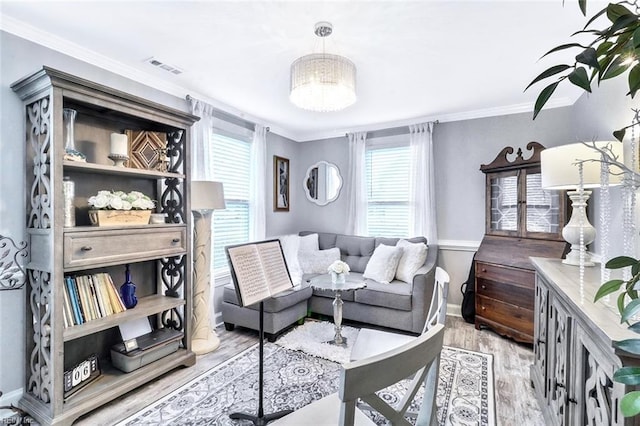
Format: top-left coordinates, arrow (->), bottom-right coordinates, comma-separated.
336,235 -> 375,273
363,244 -> 403,284
376,236 -> 427,248
223,282 -> 312,312
298,233 -> 319,252
395,239 -> 428,283
299,247 -> 341,274
355,279 -> 413,311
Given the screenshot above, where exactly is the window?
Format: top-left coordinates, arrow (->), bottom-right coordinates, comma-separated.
210,132 -> 251,276
365,142 -> 411,237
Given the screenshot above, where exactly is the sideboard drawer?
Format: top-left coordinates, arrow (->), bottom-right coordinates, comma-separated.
476,295 -> 534,337
64,226 -> 187,270
476,278 -> 535,310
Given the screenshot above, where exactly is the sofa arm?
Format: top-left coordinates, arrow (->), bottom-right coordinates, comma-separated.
409,244 -> 439,333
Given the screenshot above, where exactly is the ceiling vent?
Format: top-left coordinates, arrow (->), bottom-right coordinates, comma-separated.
144,57 -> 183,75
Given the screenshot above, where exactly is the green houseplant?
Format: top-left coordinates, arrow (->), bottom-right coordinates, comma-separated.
527,0 -> 640,417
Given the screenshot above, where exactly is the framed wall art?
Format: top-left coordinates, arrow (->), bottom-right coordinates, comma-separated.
125,130 -> 168,171
273,155 -> 290,212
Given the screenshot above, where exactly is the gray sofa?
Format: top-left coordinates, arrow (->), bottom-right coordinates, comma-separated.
221,231 -> 438,339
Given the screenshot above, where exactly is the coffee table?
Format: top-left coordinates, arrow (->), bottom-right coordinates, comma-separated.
309,275 -> 366,346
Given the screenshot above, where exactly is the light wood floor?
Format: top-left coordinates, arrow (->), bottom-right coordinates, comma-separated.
76,316 -> 544,425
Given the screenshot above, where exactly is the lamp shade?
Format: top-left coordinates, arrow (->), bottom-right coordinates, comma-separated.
541,141 -> 623,189
191,181 -> 225,211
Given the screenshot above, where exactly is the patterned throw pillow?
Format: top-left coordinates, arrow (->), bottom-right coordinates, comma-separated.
298,247 -> 341,275
395,239 -> 428,283
363,244 -> 403,284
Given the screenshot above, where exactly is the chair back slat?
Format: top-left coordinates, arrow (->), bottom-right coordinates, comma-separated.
423,266 -> 450,333
339,323 -> 445,424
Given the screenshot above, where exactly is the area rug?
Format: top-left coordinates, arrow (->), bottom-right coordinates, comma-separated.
274,320 -> 359,363
116,327 -> 495,426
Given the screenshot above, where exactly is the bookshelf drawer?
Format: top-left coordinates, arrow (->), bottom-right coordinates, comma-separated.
64,227 -> 187,269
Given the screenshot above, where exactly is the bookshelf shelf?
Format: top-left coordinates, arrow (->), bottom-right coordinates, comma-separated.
63,160 -> 185,179
63,295 -> 186,342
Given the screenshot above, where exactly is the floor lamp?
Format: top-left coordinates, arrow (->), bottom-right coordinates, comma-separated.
541,141 -> 622,266
191,180 -> 226,355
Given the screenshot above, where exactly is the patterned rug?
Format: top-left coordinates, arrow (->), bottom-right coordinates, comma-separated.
116,326 -> 495,426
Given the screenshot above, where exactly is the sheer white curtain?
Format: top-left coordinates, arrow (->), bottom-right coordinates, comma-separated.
189,96 -> 215,180
409,122 -> 437,243
345,131 -> 368,235
250,125 -> 267,240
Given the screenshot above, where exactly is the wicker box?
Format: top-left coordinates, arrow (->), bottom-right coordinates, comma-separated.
88,210 -> 152,226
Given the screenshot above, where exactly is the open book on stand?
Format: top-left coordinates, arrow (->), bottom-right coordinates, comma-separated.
226,239 -> 293,306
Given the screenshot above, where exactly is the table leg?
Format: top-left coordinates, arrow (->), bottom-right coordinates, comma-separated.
332,290 -> 346,346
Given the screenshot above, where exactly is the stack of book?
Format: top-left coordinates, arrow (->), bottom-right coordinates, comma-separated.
63,272 -> 127,327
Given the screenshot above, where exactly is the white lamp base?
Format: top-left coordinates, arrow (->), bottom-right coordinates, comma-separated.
562,190 -> 596,267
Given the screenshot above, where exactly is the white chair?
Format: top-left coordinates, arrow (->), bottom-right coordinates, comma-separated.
350,266 -> 450,362
271,323 -> 445,426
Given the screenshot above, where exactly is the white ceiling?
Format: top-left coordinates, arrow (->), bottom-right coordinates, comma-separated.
0,1 -> 604,141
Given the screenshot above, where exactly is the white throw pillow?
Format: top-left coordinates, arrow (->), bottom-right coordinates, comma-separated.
363,244 -> 404,284
278,234 -> 302,286
299,247 -> 341,275
395,239 -> 428,283
298,233 -> 319,252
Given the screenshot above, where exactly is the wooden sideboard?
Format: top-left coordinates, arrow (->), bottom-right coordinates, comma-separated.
531,258 -> 640,426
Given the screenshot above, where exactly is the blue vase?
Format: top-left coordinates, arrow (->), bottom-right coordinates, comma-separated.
120,264 -> 138,309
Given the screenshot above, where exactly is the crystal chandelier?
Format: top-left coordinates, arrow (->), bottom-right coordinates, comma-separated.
290,22 -> 357,112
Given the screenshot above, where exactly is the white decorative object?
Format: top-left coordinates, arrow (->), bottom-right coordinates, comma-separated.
290,22 -> 356,112
395,239 -> 428,283
328,260 -> 350,284
541,141 -> 623,266
109,133 -> 129,167
363,244 -> 404,284
63,176 -> 75,227
191,180 -> 226,355
88,190 -> 156,211
278,234 -> 303,286
298,233 -> 319,252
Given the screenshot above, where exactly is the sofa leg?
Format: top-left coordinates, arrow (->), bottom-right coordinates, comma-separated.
266,333 -> 277,343
224,322 -> 235,331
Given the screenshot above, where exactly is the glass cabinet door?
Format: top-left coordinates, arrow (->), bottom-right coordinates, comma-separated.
488,171 -> 519,234
525,170 -> 562,237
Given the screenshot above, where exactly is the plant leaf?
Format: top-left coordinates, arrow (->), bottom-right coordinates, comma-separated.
614,367 -> 640,385
594,279 -> 624,302
610,14 -> 639,35
606,3 -> 633,24
602,55 -> 633,80
578,0 -> 587,16
576,48 -> 600,70
606,256 -> 639,269
541,43 -> 587,58
533,82 -> 559,120
568,67 -> 592,92
615,339 -> 640,355
622,299 -> 640,323
583,5 -> 609,30
597,41 -> 614,56
634,27 -> 640,49
629,64 -> 640,98
614,128 -> 627,142
629,322 -> 640,333
619,292 -> 627,316
621,391 -> 640,417
525,65 -> 571,92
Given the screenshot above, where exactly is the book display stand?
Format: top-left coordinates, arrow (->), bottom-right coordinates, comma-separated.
225,239 -> 294,425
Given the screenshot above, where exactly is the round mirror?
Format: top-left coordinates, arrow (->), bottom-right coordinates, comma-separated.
303,161 -> 343,206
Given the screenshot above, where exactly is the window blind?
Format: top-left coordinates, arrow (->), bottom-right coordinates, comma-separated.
210,132 -> 252,275
365,145 -> 411,238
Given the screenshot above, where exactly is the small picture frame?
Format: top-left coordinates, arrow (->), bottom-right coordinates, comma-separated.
274,155 -> 290,212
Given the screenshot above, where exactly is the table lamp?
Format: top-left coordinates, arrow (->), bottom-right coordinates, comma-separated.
541,141 -> 622,266
191,180 -> 226,354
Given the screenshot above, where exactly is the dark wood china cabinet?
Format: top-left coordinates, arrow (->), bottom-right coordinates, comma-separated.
475,142 -> 568,344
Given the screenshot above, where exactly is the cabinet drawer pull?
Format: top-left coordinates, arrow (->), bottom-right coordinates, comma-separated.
81,246 -> 93,252
481,285 -> 487,290
481,306 -> 486,311
481,268 -> 487,272
537,338 -> 545,345
171,238 -> 180,243
553,378 -> 565,390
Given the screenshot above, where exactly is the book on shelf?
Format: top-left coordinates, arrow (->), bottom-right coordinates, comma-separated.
225,239 -> 293,307
63,273 -> 127,328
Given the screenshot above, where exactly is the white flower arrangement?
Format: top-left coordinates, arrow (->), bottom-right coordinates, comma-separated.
88,190 -> 156,211
328,260 -> 350,275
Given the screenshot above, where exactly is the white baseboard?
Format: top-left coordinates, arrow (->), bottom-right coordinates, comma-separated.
438,240 -> 480,252
0,388 -> 22,419
447,303 -> 462,318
